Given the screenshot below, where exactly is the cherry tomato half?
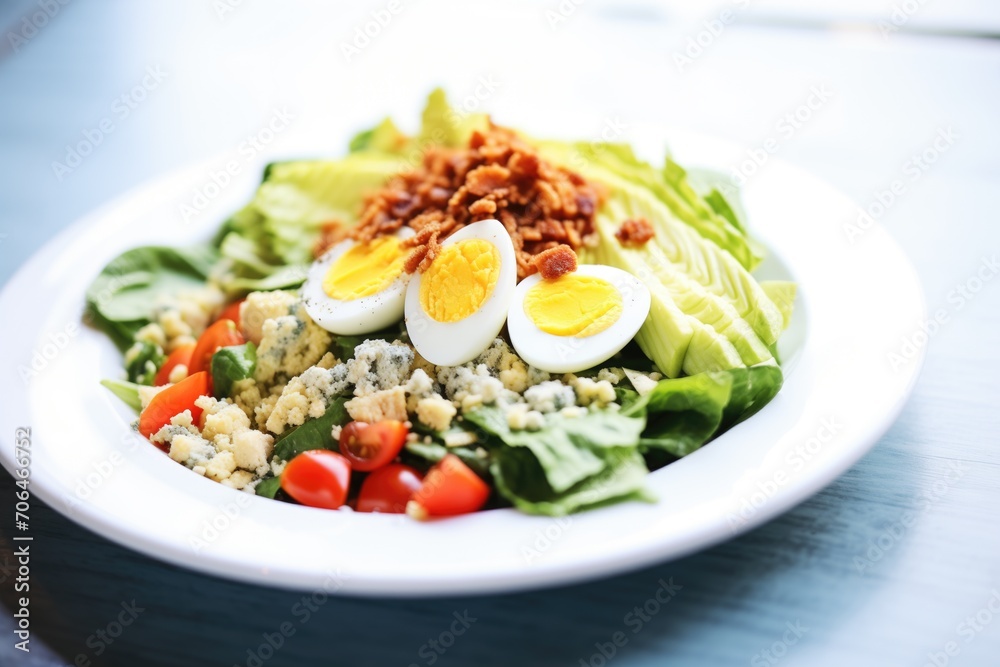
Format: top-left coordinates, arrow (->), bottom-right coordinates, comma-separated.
189,319 -> 245,377
409,455 -> 490,518
338,420 -> 409,472
280,450 -> 352,510
154,343 -> 195,386
216,299 -> 245,329
139,371 -> 209,440
357,464 -> 424,513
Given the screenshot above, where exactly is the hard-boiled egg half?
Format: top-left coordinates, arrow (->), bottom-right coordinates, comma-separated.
508,265 -> 651,373
405,219 -> 516,366
302,227 -> 415,335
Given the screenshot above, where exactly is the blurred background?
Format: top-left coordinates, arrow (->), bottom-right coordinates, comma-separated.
1,1 -> 998,665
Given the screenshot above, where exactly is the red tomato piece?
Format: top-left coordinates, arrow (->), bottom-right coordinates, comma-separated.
139,371 -> 209,440
217,299 -> 245,328
188,319 -> 245,377
338,420 -> 409,472
357,464 -> 424,514
409,455 -> 490,518
154,343 -> 195,386
280,450 -> 352,510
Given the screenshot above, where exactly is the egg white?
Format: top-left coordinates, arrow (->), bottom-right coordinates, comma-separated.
301,227 -> 415,335
405,219 -> 517,366
507,264 -> 651,374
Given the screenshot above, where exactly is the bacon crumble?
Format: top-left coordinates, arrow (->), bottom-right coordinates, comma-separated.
330,124 -> 605,280
615,218 -> 654,247
534,245 -> 578,281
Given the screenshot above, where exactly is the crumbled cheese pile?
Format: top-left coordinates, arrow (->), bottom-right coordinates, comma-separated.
136,285 -> 226,352
145,289 -> 666,494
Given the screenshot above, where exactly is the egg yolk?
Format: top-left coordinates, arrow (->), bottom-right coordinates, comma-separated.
419,239 -> 500,322
524,274 -> 623,337
323,237 -> 406,301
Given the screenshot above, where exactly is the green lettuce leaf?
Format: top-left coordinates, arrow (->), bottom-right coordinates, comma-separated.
125,341 -> 165,386
273,397 -> 349,461
253,476 -> 282,499
403,441 -> 491,478
625,365 -> 784,457
464,406 -> 645,493
624,373 -> 732,457
490,446 -> 652,516
85,245 -> 219,350
211,342 -> 257,399
719,364 -> 784,429
99,378 -> 144,412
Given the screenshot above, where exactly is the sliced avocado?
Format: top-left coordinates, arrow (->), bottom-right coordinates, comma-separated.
593,180 -> 784,346
592,230 -> 692,378
682,324 -> 743,376
640,241 -> 772,366
537,141 -> 761,270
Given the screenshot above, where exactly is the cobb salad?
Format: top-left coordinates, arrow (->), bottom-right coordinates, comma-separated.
88,90 -> 794,519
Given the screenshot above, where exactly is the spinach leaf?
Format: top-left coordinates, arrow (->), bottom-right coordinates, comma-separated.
464,406 -> 646,494
624,365 -> 784,457
85,245 -> 219,350
624,372 -> 732,457
720,364 -> 784,429
254,476 -> 282,499
403,442 -> 491,478
490,446 -> 652,516
125,341 -> 165,386
273,397 -> 349,461
211,342 -> 257,399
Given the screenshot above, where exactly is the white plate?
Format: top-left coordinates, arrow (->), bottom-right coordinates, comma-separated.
0,130 -> 925,596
